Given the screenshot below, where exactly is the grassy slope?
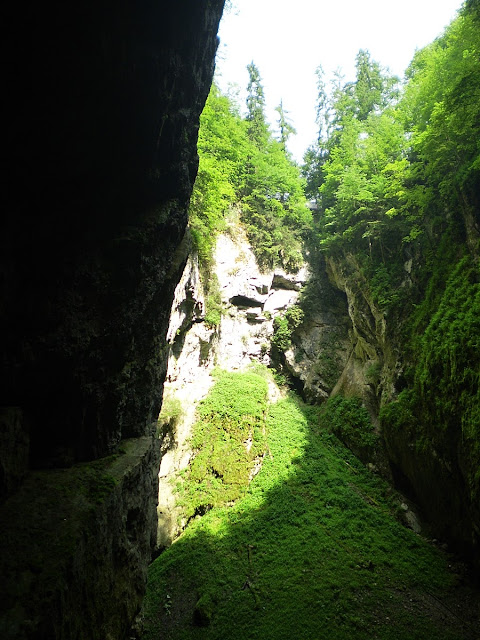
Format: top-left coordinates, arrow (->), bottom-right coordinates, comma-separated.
142,382 -> 478,639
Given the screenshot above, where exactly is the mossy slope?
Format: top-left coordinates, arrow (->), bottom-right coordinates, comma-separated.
142,381 -> 478,639
174,370 -> 268,523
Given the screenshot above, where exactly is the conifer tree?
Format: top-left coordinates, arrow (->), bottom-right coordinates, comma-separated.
275,100 -> 296,153
246,62 -> 268,146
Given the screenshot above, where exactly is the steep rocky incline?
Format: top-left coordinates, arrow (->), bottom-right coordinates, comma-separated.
157,221 -> 307,546
160,214 -> 480,572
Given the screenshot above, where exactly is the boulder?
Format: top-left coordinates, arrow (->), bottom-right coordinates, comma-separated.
272,266 -> 309,291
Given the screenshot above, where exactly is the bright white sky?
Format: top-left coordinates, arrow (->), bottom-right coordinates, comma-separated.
215,0 -> 463,161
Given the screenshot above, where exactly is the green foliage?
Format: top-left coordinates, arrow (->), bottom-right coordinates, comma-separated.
246,62 -> 268,147
275,99 -> 297,152
189,83 -> 248,320
409,230 -> 461,338
380,389 -> 415,434
142,392 -> 471,640
158,396 -> 184,427
415,257 -> 480,490
403,10 -> 480,219
416,257 -> 480,402
304,9 -> 480,314
366,262 -> 403,310
381,254 -> 480,503
189,84 -> 246,263
354,49 -> 400,121
271,305 -> 304,352
157,395 -> 184,443
271,316 -> 290,352
365,361 -> 382,385
204,273 -> 223,328
190,73 -> 311,291
174,371 -> 268,520
319,395 -> 379,455
242,63 -> 310,270
241,134 -> 312,271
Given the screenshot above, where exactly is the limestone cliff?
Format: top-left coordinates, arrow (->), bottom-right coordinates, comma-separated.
1,0 -> 224,469
157,219 -> 306,546
0,2 -> 225,638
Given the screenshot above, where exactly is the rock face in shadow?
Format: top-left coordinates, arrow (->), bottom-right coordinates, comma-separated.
1,1 -> 224,467
0,1 -> 225,638
290,247 -> 479,570
0,438 -> 161,640
281,256 -> 351,405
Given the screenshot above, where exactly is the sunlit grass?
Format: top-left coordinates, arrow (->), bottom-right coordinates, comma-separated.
141,380 -> 475,640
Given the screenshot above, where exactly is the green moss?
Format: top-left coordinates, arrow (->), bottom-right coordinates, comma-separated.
158,396 -> 184,430
382,253 -> 480,504
142,392 -> 471,640
319,395 -> 379,455
415,256 -> 480,494
365,361 -> 382,384
379,389 -> 415,433
204,273 -> 223,328
174,370 -> 268,520
367,261 -> 404,311
271,305 -> 304,352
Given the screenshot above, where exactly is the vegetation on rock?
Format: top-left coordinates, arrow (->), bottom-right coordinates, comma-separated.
142,385 -> 477,638
189,72 -> 311,286
173,370 -> 268,521
180,0 -> 480,563
319,395 -> 380,459
144,6 -> 480,636
301,1 -> 480,563
304,6 -> 479,313
271,305 -> 305,353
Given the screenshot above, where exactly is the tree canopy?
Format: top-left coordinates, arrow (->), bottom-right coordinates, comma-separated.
189,67 -> 311,276
190,4 -> 479,327
303,5 -> 479,310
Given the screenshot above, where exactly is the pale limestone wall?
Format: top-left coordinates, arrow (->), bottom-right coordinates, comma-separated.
157,220 -> 307,545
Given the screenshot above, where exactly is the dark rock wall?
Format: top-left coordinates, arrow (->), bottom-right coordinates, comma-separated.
1,0 -> 224,469
0,1 -> 225,638
1,438 -> 161,640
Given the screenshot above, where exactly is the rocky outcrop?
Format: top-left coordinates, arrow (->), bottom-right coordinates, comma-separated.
0,437 -> 160,640
156,220 -> 306,545
0,1 -> 225,638
272,269 -> 308,291
157,254 -> 216,547
280,256 -> 351,404
1,0 -> 224,469
323,253 -> 395,410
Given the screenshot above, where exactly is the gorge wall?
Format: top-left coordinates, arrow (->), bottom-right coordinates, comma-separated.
286,236 -> 480,571
0,2 -> 225,638
157,213 -> 479,573
157,218 -> 307,546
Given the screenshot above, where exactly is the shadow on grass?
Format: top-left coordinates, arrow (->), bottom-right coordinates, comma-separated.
142,393 -> 479,640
